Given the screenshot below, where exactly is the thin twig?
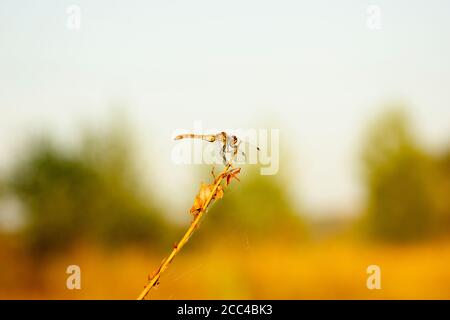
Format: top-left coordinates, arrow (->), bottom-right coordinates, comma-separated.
137,162 -> 234,300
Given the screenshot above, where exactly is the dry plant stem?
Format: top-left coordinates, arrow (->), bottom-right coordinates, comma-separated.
137,162 -> 233,300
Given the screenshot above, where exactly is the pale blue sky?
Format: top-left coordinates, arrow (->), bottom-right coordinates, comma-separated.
1,0 -> 449,216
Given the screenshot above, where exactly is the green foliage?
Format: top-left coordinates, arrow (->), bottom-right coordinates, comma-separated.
361,109 -> 436,241
429,148 -> 450,234
8,125 -> 172,255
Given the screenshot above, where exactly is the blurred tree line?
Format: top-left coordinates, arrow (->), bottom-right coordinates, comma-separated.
0,107 -> 448,257
361,109 -> 450,241
3,123 -> 174,256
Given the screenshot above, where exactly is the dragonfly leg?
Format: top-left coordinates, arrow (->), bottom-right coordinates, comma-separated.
221,144 -> 227,165
221,153 -> 227,165
233,145 -> 241,157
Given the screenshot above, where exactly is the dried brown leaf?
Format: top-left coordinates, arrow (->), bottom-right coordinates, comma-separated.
190,182 -> 224,217
225,168 -> 241,186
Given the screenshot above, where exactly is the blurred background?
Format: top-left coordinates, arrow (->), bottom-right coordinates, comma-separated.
1,0 -> 449,299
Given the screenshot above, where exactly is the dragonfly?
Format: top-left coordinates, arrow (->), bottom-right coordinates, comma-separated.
174,131 -> 260,165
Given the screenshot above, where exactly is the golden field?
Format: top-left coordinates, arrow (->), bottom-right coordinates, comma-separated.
2,237 -> 449,300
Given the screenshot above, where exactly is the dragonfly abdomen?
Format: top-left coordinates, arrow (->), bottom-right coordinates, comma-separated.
174,134 -> 216,142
